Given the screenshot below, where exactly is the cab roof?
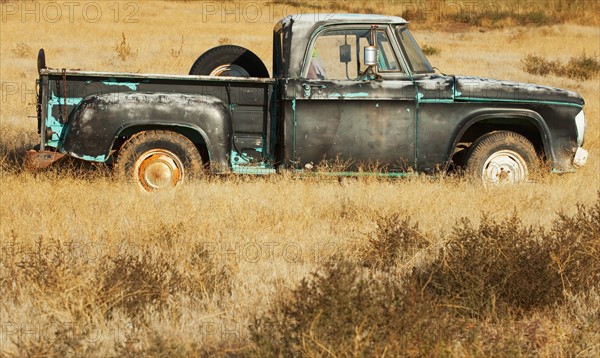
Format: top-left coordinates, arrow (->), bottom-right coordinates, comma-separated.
277,13 -> 408,28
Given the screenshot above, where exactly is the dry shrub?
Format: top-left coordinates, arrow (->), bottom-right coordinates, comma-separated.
250,259 -> 446,357
421,44 -> 441,56
416,193 -> 600,317
361,213 -> 428,270
99,240 -> 232,320
549,196 -> 600,292
115,33 -> 136,61
11,42 -> 33,58
218,37 -> 231,45
418,214 -> 562,316
1,225 -> 232,320
522,53 -> 600,80
564,53 -> 600,81
170,35 -> 184,58
251,195 -> 600,356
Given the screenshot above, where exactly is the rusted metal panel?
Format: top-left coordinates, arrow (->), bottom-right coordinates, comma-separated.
24,150 -> 65,169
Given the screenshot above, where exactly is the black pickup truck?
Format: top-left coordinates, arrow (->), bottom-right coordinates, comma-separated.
26,13 -> 589,191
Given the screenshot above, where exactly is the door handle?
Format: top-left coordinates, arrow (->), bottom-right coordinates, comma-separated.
302,83 -> 326,98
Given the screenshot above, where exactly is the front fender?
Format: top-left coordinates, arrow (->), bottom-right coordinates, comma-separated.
62,92 -> 232,171
449,108 -> 555,164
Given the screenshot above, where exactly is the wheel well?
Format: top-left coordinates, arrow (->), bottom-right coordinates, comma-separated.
450,118 -> 545,170
113,126 -> 210,166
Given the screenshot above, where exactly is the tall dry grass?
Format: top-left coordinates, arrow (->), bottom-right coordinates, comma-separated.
1,1 -> 599,356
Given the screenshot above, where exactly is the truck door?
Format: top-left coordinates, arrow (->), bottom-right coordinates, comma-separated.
283,26 -> 417,172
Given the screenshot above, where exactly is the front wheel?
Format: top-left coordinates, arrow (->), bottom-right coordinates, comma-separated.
465,131 -> 539,186
115,130 -> 203,192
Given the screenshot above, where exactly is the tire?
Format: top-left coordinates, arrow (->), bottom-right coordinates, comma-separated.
115,130 -> 203,192
189,45 -> 269,78
464,131 -> 539,186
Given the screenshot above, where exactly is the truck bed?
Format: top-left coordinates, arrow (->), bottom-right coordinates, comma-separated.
38,68 -> 276,172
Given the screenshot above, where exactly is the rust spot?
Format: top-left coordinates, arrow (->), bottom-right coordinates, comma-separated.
24,149 -> 65,169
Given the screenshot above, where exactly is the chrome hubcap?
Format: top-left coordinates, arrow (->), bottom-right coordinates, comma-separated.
134,149 -> 184,191
482,150 -> 528,186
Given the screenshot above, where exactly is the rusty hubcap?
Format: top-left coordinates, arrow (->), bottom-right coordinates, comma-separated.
210,64 -> 250,77
134,149 -> 184,191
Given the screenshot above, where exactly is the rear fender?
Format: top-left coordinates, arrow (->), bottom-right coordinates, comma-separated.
61,92 -> 233,172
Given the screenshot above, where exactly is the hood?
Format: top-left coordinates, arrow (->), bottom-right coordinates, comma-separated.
453,76 -> 584,107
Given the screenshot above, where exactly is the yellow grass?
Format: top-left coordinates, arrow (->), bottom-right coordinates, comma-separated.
1,1 -> 599,355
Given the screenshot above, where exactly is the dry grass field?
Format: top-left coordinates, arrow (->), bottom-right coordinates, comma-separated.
1,1 -> 599,356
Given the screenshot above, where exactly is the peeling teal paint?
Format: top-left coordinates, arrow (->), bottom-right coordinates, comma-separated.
418,99 -> 454,103
375,102 -> 380,108
48,95 -> 84,106
77,153 -> 107,162
456,97 -> 583,108
101,79 -> 139,91
328,92 -> 368,99
296,171 -> 417,178
230,150 -> 274,174
45,94 -> 84,148
344,92 -> 368,98
416,92 -> 424,101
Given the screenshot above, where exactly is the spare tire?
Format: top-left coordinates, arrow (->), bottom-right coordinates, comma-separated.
189,45 -> 269,78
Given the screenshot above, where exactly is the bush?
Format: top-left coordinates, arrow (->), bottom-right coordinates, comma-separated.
250,259 -> 447,357
251,195 -> 600,356
416,214 -> 563,317
421,44 -> 441,56
361,213 -> 428,270
522,53 -> 600,80
98,242 -> 232,320
415,194 -> 599,317
548,196 -> 600,292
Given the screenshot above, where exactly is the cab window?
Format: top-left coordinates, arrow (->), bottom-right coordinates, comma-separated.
304,27 -> 404,80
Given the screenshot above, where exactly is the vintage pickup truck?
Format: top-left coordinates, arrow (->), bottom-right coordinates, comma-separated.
26,13 -> 589,191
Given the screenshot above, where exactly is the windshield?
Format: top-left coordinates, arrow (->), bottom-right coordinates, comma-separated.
396,26 -> 434,74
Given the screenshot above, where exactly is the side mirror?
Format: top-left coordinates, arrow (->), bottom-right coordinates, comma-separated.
364,46 -> 377,66
339,44 -> 351,63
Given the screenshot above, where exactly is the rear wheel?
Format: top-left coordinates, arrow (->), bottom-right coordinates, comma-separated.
189,45 -> 269,77
465,131 -> 538,186
115,130 -> 203,192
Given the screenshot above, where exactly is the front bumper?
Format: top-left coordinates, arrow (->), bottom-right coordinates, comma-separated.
573,147 -> 589,168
